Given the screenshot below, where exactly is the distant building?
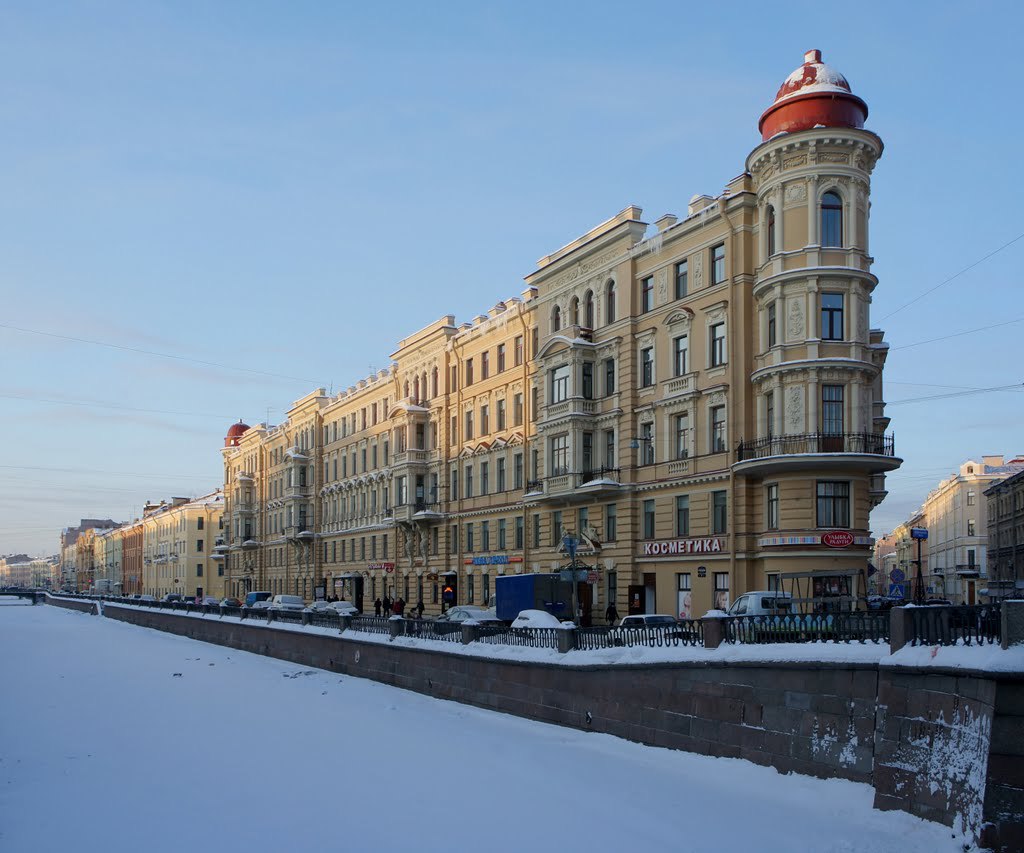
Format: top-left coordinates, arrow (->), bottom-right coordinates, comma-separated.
140,492 -> 225,600
984,467 -> 1024,600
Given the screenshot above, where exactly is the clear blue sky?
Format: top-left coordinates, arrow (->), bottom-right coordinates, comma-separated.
2,1 -> 1022,555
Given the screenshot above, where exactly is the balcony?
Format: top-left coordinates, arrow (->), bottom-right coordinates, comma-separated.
284,526 -> 315,542
392,501 -> 444,524
284,484 -> 311,500
524,468 -> 623,503
392,449 -> 431,466
542,398 -> 597,422
733,432 -> 901,476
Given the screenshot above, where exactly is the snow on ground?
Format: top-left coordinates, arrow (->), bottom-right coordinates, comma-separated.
0,606 -> 970,853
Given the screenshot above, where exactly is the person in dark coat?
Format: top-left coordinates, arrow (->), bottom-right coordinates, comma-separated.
382,594 -> 391,616
374,597 -> 382,617
605,601 -> 619,626
415,600 -> 425,619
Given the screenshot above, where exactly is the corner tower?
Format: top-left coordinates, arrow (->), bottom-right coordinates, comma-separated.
738,50 -> 900,585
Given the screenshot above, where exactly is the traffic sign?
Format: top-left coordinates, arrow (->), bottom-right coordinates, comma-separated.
890,568 -> 905,583
888,583 -> 905,599
910,528 -> 928,540
562,535 -> 578,560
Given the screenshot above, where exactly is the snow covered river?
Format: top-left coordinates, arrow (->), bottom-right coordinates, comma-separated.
0,603 -> 968,852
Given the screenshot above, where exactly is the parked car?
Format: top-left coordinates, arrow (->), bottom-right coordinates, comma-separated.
268,594 -> 306,612
304,600 -> 359,617
199,596 -> 221,606
925,598 -> 954,606
611,614 -> 697,645
219,597 -> 242,608
244,591 -> 272,608
510,609 -> 567,630
726,592 -> 795,617
161,593 -> 183,603
618,614 -> 680,628
433,605 -> 500,634
139,594 -> 157,602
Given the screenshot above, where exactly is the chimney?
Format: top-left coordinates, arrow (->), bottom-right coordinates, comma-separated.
982,455 -> 1005,469
804,49 -> 822,64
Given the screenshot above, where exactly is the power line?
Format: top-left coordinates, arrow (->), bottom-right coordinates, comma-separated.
890,317 -> 1024,351
0,464 -> 214,480
0,322 -> 324,386
887,382 -> 1023,406
0,393 -> 245,420
877,231 -> 1024,322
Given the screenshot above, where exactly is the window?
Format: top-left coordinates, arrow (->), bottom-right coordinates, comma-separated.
550,434 -> 569,476
196,563 -> 203,577
640,347 -> 654,387
967,490 -> 976,506
481,351 -> 490,379
467,574 -> 474,604
480,405 -> 489,435
581,362 -> 594,399
712,491 -> 728,534
766,392 -> 775,438
604,429 -> 615,469
584,291 -> 594,328
604,358 -> 615,395
497,519 -> 507,551
968,548 -> 976,567
709,323 -> 726,367
513,393 -> 523,426
639,422 -> 654,465
480,461 -> 489,495
497,457 -> 506,492
552,305 -> 562,331
641,276 -> 654,313
822,385 -> 844,435
675,414 -> 689,459
551,511 -> 562,546
675,260 -> 688,299
766,205 -> 776,256
497,344 -> 506,372
711,406 -> 726,453
482,520 -> 490,551
464,465 -> 473,498
465,358 -> 474,386
196,539 -> 204,552
968,519 -> 976,536
449,524 -> 458,554
466,523 -> 474,552
197,517 -> 204,530
821,293 -> 844,340
714,572 -> 730,610
450,467 -> 458,501
821,191 -> 843,248
766,484 -> 779,530
643,499 -> 656,539
605,503 -> 617,541
675,495 -> 690,536
606,281 -> 616,324
464,410 -> 474,440
514,453 -> 523,490
515,516 -> 524,549
711,243 -> 726,285
581,431 -> 593,474
514,335 -> 524,366
551,365 -> 570,403
532,513 -> 541,548
673,335 -> 688,376
816,481 -> 850,528
767,303 -> 777,348
570,297 -> 580,326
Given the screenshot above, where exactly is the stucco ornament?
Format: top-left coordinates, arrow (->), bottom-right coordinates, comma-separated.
786,386 -> 804,431
787,300 -> 804,342
656,269 -> 668,304
784,182 -> 807,203
692,254 -> 704,289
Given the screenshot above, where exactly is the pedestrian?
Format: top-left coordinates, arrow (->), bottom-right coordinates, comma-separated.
415,600 -> 424,619
605,600 -> 619,626
382,594 -> 391,616
374,597 -> 382,617
395,597 -> 405,616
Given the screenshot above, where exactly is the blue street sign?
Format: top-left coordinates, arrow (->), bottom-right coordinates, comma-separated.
910,527 -> 928,540
889,583 -> 905,599
562,535 -> 578,560
890,568 -> 905,583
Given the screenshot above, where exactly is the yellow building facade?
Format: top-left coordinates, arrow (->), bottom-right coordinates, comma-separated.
141,492 -> 225,599
221,50 -> 900,619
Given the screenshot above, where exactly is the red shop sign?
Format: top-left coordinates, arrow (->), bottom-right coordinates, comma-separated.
821,531 -> 855,548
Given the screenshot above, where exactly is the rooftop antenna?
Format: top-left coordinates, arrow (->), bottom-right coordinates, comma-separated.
265,406 -> 272,426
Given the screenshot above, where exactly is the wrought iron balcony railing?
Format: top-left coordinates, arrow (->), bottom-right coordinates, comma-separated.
736,432 -> 895,462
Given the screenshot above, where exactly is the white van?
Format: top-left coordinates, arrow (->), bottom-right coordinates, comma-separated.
268,594 -> 305,612
727,591 -> 794,617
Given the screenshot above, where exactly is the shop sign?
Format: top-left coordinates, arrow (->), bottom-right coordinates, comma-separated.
640,538 -> 725,557
587,570 -> 599,583
367,562 -> 395,572
821,531 -> 855,548
462,555 -> 524,566
697,566 -> 707,578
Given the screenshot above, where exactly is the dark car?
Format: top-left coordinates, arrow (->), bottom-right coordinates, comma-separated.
161,593 -> 183,603
219,597 -> 243,608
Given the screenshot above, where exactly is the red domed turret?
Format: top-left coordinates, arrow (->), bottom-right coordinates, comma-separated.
759,49 -> 868,141
224,420 -> 250,448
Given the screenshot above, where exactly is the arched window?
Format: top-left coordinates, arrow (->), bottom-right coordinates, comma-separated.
606,280 -> 616,324
570,297 -> 580,327
821,191 -> 843,248
552,305 -> 562,332
766,205 -> 776,256
431,367 -> 439,398
404,380 -> 410,400
584,290 -> 594,328
413,376 -> 420,404
421,372 -> 428,402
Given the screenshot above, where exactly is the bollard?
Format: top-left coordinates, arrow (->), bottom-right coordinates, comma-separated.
301,611 -> 310,626
556,628 -> 576,654
388,618 -> 403,641
461,624 -> 480,645
888,606 -> 916,653
701,613 -> 726,649
1002,600 -> 1024,650
339,615 -> 352,634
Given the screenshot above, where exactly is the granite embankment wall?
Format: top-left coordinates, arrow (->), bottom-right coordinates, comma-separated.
50,598 -> 1024,849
